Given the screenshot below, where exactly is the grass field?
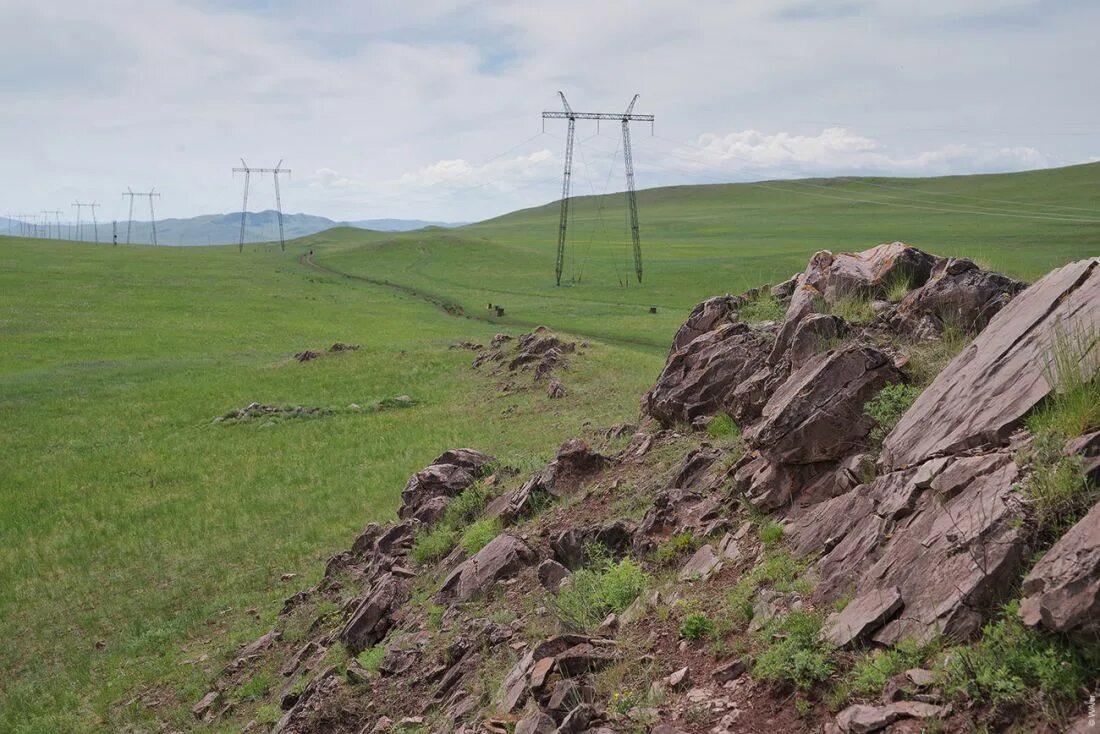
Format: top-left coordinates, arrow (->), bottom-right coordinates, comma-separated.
0,162 -> 1097,732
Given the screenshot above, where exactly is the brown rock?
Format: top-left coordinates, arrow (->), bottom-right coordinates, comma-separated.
341,574 -> 410,653
537,558 -> 571,592
670,294 -> 740,352
884,258 -> 1099,469
437,534 -> 537,603
786,313 -> 849,369
1019,500 -> 1100,639
644,322 -> 770,426
711,658 -> 746,683
822,586 -> 903,648
746,345 -> 903,465
664,666 -> 691,690
399,449 -> 495,521
547,379 -> 567,399
555,642 -> 618,677
551,519 -> 636,570
1065,430 -> 1100,483
835,700 -> 944,733
529,656 -> 555,690
888,257 -> 1025,340
192,691 -> 220,721
678,544 -> 721,582
514,711 -> 556,734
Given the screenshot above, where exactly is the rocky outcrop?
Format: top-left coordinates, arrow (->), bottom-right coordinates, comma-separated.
437,534 -> 537,603
341,574 -> 411,653
888,257 -> 1025,340
399,449 -> 495,522
1019,501 -> 1100,640
883,258 -> 1099,469
745,345 -> 902,464
670,294 -> 740,352
644,322 -> 770,426
824,242 -> 936,302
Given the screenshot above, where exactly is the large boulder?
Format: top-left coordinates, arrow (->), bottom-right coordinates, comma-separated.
437,534 -> 537,603
745,345 -> 903,464
1019,500 -> 1100,640
670,295 -> 739,352
888,257 -> 1026,340
883,258 -> 1099,470
788,451 -> 1028,644
341,574 -> 410,653
823,242 -> 936,302
399,449 -> 495,521
644,322 -> 770,426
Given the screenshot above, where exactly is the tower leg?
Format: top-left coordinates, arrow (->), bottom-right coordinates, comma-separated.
273,171 -> 285,251
238,170 -> 250,252
126,196 -> 134,245
622,119 -> 642,283
555,117 -> 575,286
149,197 -> 158,246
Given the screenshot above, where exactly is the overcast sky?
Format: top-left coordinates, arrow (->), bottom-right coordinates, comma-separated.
2,0 -> 1098,223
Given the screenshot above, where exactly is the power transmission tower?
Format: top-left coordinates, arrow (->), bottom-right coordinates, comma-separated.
72,202 -> 101,243
542,92 -> 654,286
122,188 -> 161,245
42,210 -> 62,239
232,159 -> 291,251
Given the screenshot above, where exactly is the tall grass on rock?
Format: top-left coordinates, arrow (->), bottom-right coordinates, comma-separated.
551,546 -> 649,632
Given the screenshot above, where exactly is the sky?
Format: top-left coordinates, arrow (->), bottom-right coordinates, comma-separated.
1,0 -> 1098,223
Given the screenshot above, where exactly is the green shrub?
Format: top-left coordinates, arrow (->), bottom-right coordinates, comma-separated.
884,273 -> 914,303
1017,430 -> 1097,540
233,671 -> 273,701
725,551 -> 809,626
552,550 -> 650,631
739,291 -> 786,324
943,601 -> 1096,721
651,531 -> 699,565
357,644 -> 385,673
864,383 -> 921,444
753,610 -> 835,690
679,612 -> 716,640
444,481 -> 494,526
829,294 -> 877,325
903,324 -> 973,387
707,412 -> 740,441
837,638 -> 928,703
460,518 -> 501,556
758,521 -> 785,547
409,526 -> 459,566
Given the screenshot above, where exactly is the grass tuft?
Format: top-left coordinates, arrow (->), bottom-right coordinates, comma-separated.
459,518 -> 501,556
739,291 -> 786,324
552,547 -> 650,632
753,610 -> 834,690
864,383 -> 921,444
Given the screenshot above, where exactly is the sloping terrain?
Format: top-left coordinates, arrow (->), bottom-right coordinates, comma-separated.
192,244 -> 1099,733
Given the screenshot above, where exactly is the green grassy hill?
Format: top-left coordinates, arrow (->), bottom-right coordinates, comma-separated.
0,162 -> 1097,731
311,162 -> 1100,347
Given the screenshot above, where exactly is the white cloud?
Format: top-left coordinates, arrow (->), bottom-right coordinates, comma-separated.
0,0 -> 1097,222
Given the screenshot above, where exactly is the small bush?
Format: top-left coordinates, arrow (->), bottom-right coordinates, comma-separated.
409,526 -> 459,566
651,531 -> 699,565
753,610 -> 835,690
1017,431 -> 1097,539
552,550 -> 650,631
943,601 -> 1096,721
725,551 -> 809,625
679,612 -> 716,640
460,518 -> 501,556
758,521 -> 785,547
357,644 -> 385,673
234,671 -> 272,701
864,383 -> 921,444
833,638 -> 927,705
904,324 -> 973,387
829,295 -> 877,325
707,412 -> 740,441
740,291 -> 786,324
884,273 -> 914,303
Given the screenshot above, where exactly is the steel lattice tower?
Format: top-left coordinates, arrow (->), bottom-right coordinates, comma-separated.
542,92 -> 654,285
233,160 -> 291,251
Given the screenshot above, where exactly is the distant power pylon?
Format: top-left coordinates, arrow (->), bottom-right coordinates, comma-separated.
42,210 -> 62,239
542,92 -> 654,286
232,159 -> 291,251
72,201 -> 101,243
122,187 -> 161,245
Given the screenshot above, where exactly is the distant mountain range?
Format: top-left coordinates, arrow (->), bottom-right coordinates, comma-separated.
0,211 -> 464,245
